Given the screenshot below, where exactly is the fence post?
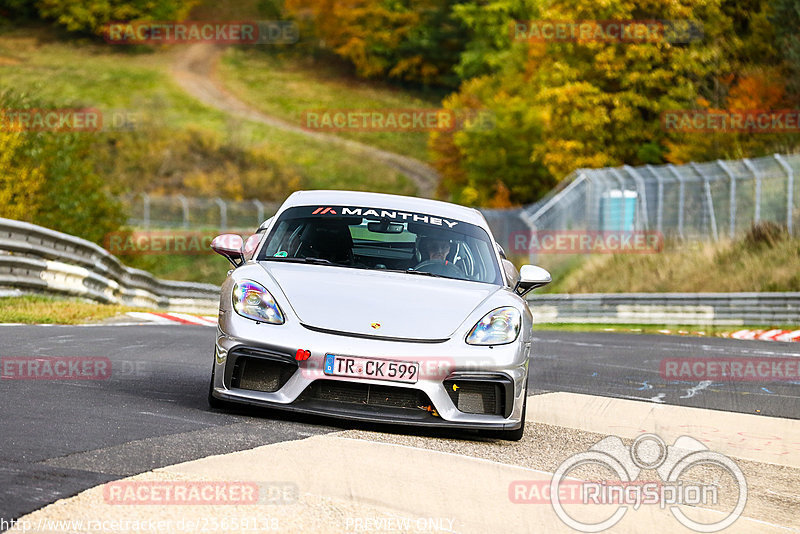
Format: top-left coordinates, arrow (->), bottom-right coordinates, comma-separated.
623,165 -> 650,230
690,163 -> 719,241
177,194 -> 190,228
252,199 -> 265,226
608,169 -> 627,231
742,158 -> 761,223
214,198 -> 227,230
716,159 -> 737,238
140,193 -> 150,230
520,171 -> 587,264
646,165 -> 664,235
774,154 -> 794,236
666,165 -> 685,239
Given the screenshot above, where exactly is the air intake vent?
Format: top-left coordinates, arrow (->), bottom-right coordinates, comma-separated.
232,357 -> 296,393
301,381 -> 431,410
444,377 -> 510,416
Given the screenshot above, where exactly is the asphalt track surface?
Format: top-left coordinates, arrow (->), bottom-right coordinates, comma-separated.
1,325 -> 798,525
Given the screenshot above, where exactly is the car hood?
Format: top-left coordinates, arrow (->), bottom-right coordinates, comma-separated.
260,262 -> 498,341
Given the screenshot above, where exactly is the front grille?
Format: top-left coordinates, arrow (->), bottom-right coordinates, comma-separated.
300,381 -> 431,410
232,356 -> 296,393
444,379 -> 505,415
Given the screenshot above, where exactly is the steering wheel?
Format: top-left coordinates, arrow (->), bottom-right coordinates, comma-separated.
412,260 -> 463,278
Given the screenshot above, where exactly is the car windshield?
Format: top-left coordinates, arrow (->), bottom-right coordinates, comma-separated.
258,205 -> 502,284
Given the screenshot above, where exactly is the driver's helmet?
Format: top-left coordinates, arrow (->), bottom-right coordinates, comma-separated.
418,236 -> 451,261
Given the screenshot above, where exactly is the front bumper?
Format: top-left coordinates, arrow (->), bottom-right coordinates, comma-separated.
210,310 -> 531,431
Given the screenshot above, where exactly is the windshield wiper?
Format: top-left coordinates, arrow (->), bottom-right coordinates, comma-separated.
384,268 -> 445,278
264,256 -> 336,265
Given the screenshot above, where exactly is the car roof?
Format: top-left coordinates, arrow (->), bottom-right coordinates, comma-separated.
280,190 -> 488,227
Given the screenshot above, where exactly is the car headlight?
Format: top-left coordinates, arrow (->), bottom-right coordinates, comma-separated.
466,307 -> 521,345
232,280 -> 284,324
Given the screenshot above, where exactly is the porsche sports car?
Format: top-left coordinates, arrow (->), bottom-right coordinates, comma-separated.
208,190 -> 551,440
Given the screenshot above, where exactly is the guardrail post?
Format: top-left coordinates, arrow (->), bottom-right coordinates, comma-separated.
252,199 -> 265,226
716,159 -> 737,238
666,165 -> 685,239
214,198 -> 227,230
774,154 -> 794,235
691,162 -> 718,241
177,194 -> 190,229
742,158 -> 761,223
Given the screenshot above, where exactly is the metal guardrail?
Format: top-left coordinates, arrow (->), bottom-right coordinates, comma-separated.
527,293 -> 800,326
0,218 -> 220,313
1,217 -> 798,325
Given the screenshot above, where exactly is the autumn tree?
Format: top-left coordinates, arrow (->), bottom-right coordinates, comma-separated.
285,0 -> 470,87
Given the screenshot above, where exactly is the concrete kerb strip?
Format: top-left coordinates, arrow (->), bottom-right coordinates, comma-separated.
9,392 -> 796,533
527,392 -> 799,468
8,434 -> 784,534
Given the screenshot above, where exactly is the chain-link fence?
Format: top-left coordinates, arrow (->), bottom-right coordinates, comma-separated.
124,194 -> 281,230
123,153 -> 799,257
481,153 -> 800,263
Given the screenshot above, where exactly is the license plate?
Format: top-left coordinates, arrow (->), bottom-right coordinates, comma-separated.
323,354 -> 419,384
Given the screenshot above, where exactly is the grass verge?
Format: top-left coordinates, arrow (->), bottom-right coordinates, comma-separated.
0,295 -> 139,324
218,48 -> 443,162
533,323 -> 798,337
541,223 -> 800,293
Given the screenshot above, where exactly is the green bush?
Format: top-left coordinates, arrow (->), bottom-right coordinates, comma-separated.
31,0 -> 196,34
0,90 -> 126,243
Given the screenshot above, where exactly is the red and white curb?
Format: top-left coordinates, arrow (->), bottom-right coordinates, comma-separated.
126,312 -> 218,327
724,329 -> 800,342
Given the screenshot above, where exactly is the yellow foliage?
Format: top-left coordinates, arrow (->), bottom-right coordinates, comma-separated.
0,131 -> 44,221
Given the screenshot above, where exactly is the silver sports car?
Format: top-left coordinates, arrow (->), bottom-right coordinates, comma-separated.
208,190 -> 551,440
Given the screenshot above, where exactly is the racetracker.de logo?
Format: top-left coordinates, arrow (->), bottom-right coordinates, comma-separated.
0,108 -> 101,132
302,109 -> 495,132
104,231 -> 221,256
1,357 -> 111,380
661,357 -> 799,381
510,231 -> 663,254
511,20 -> 702,44
661,110 -> 800,133
103,20 -> 298,45
103,481 -> 297,505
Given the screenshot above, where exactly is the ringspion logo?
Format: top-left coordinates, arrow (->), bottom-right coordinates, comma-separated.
544,433 -> 747,532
